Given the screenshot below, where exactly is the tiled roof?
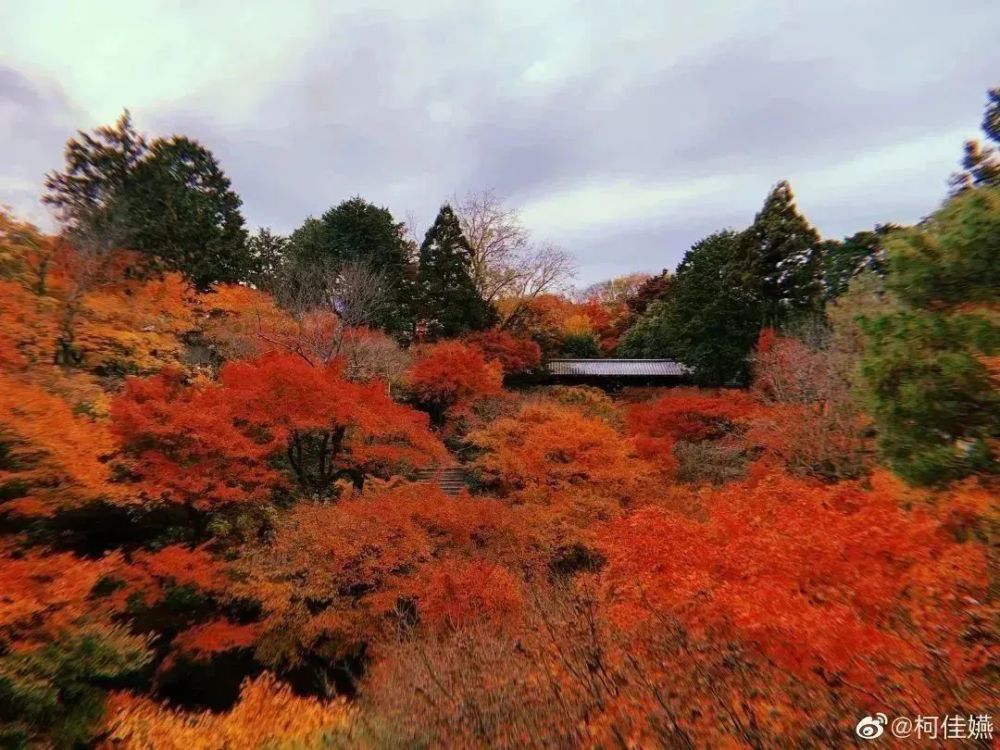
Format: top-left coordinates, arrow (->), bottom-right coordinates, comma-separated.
545,359 -> 691,377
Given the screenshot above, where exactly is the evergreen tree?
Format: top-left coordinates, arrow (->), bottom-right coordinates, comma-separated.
950,87 -> 1000,194
247,228 -> 289,292
44,111 -> 251,288
416,204 -> 494,338
819,224 -> 896,299
619,231 -> 760,386
287,198 -> 414,335
42,110 -> 146,244
128,137 -> 251,288
736,181 -> 822,321
561,332 -> 601,358
861,187 -> 1000,485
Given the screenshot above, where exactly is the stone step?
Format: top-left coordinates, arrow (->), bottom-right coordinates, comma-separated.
412,467 -> 471,495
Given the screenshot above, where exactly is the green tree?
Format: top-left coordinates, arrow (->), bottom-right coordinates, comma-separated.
0,626 -> 151,749
416,204 -> 494,339
127,137 -> 251,288
561,332 -> 601,358
861,187 -> 1000,485
819,225 -> 896,299
619,231 -> 760,386
44,111 -> 251,288
247,227 -> 289,292
287,197 -> 415,335
950,87 -> 1000,194
736,181 -> 822,321
42,111 -> 146,245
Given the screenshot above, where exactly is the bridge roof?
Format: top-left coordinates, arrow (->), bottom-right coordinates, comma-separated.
545,359 -> 691,377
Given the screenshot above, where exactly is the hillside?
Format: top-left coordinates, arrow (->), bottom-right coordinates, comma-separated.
0,91 -> 998,748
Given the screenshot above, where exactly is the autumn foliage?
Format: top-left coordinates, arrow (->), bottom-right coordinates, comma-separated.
463,328 -> 541,375
405,340 -> 503,423
102,674 -> 354,749
0,211 -> 995,747
112,352 -> 443,506
600,470 -> 991,710
472,402 -> 650,499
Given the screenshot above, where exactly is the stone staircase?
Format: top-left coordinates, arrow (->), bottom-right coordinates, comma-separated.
412,466 -> 471,496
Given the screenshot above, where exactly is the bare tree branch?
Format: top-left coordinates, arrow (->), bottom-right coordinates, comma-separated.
455,190 -> 575,326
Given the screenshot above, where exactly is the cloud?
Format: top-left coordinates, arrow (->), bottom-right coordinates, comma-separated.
0,66 -> 81,227
1,0 -> 998,282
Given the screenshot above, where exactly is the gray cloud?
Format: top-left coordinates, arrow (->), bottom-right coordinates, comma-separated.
3,0 -> 999,282
0,67 -> 81,227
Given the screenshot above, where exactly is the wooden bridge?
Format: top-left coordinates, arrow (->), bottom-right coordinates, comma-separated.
542,358 -> 691,386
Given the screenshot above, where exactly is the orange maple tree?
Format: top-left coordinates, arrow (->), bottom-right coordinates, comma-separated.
111,352 -> 444,507
0,372 -> 118,516
228,483 -> 518,671
405,340 -> 503,424
463,329 -> 541,375
415,559 -> 523,633
599,468 -> 992,711
102,673 -> 354,749
626,389 -> 758,475
472,402 -> 650,498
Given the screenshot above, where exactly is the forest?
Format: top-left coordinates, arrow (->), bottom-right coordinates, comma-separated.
0,86 -> 997,748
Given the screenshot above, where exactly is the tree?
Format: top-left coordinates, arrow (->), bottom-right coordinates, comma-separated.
0,625 -> 152,748
560,332 -> 600,358
405,341 -> 503,425
44,112 -> 252,288
127,137 -> 251,288
619,231 -> 760,386
470,402 -> 650,500
246,228 -> 288,292
104,674 -> 354,749
580,273 -> 651,306
0,370 -> 119,515
750,329 -> 872,480
950,87 -> 1000,194
416,204 -> 494,338
862,187 -> 1000,484
735,181 -> 822,319
463,330 -> 541,376
455,191 -> 574,327
111,353 -> 444,505
42,111 -> 147,244
625,270 -> 671,316
819,225 -> 895,299
0,543 -> 152,748
627,390 -> 757,464
287,197 -> 414,335
600,469 -> 989,713
227,483 -> 514,682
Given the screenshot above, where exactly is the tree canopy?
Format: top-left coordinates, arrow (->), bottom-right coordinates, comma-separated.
862,186 -> 1000,484
44,111 -> 251,288
286,197 -> 415,335
416,204 -> 494,339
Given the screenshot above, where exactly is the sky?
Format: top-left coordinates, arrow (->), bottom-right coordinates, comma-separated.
1,0 -> 998,285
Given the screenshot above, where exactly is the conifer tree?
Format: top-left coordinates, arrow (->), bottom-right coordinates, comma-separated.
862,186 -> 1000,484
246,227 -> 289,292
619,230 -> 759,385
736,181 -> 822,321
950,87 -> 1000,194
287,198 -> 415,335
819,224 -> 896,299
44,111 -> 252,288
416,205 -> 494,338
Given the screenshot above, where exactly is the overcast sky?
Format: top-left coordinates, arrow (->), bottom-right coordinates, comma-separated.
1,0 -> 998,285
